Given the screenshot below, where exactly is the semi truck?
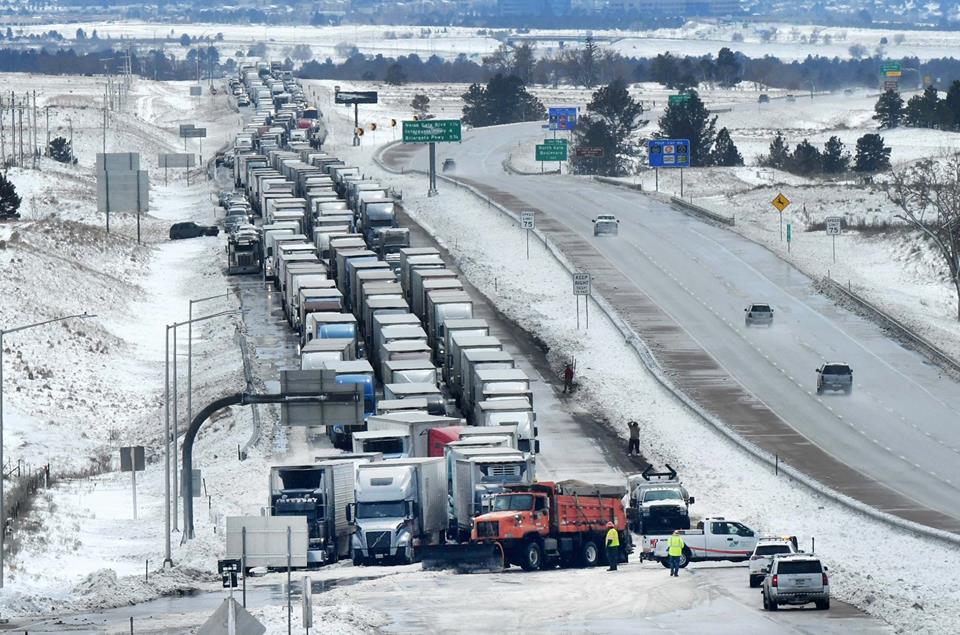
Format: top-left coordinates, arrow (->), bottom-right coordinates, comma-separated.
624,465 -> 694,534
365,411 -> 460,457
473,398 -> 538,454
268,459 -> 363,566
349,457 -> 447,565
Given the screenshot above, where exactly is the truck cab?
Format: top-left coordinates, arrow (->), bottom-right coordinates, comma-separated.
648,517 -> 758,568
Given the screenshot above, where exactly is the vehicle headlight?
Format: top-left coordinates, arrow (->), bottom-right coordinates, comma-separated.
396,530 -> 412,547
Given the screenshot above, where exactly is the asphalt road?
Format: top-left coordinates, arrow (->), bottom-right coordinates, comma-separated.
382,121 -> 960,533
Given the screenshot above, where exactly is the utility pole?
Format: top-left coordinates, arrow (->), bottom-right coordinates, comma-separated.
32,90 -> 37,169
0,95 -> 5,168
44,105 -> 50,152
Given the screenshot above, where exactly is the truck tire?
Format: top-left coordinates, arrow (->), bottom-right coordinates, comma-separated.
749,575 -> 761,588
579,539 -> 600,568
520,540 -> 542,571
679,549 -> 691,568
815,599 -> 830,610
659,557 -> 670,568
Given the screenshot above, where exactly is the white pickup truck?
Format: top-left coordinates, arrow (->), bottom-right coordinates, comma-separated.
645,517 -> 758,568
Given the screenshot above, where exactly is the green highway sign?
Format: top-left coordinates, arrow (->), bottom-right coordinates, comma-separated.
668,94 -> 690,105
402,119 -> 462,143
880,62 -> 902,72
544,138 -> 568,146
536,144 -> 568,161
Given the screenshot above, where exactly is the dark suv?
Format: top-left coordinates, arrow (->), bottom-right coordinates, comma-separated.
816,363 -> 852,395
170,222 -> 220,240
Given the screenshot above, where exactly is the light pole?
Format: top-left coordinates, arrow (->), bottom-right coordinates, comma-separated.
163,309 -> 239,565
0,312 -> 95,588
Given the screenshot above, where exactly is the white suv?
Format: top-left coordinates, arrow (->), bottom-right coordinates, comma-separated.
748,536 -> 797,587
762,554 -> 830,611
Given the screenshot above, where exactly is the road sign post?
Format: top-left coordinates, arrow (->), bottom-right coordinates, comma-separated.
573,272 -> 591,330
520,211 -> 535,259
335,91 -> 378,147
120,445 -> 145,520
825,216 -> 842,263
648,139 -> 689,195
403,119 -> 462,197
547,107 -> 577,131
786,223 -> 792,252
771,192 -> 791,242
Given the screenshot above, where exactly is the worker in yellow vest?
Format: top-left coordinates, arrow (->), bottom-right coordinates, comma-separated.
667,529 -> 685,577
605,521 -> 620,571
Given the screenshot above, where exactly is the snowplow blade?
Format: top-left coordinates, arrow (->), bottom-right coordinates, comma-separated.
420,543 -> 504,573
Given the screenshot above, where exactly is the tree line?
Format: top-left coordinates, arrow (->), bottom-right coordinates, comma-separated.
873,82 -> 960,130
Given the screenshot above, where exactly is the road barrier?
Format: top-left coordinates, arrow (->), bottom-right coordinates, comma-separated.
822,276 -> 960,377
373,140 -> 960,547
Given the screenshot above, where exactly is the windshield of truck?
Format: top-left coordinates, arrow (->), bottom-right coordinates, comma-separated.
364,438 -> 405,455
365,203 -> 395,224
492,494 -> 534,512
642,489 -> 683,503
356,501 -> 406,519
755,545 -> 793,556
777,560 -> 823,574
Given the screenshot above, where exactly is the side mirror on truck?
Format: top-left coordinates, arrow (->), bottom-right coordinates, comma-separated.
345,503 -> 355,523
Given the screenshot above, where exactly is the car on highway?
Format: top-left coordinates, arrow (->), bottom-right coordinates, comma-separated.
592,214 -> 620,236
170,222 -> 220,240
761,553 -> 830,611
744,303 -> 774,327
237,95 -> 250,107
816,362 -> 853,395
758,94 -> 770,103
442,158 -> 456,172
748,535 -> 798,587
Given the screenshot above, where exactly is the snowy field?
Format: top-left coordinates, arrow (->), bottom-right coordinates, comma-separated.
11,19 -> 960,63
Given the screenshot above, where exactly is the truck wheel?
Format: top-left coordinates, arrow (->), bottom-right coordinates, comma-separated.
351,550 -> 363,567
520,541 -> 542,571
659,558 -> 670,568
678,549 -> 691,568
749,575 -> 761,588
580,540 -> 600,567
815,599 -> 830,610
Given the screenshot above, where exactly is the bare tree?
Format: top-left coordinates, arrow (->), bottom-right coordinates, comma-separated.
887,155 -> 960,319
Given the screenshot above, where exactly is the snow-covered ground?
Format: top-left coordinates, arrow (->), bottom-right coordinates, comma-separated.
305,96 -> 959,633
0,73 -> 262,616
12,19 -> 960,63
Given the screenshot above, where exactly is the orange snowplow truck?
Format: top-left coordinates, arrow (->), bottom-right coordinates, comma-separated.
470,480 -> 633,571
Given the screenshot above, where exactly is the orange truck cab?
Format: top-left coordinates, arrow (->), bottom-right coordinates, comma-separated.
470,480 -> 632,571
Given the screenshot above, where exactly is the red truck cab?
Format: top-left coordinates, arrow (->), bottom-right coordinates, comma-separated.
471,480 -> 632,571
427,426 -> 462,457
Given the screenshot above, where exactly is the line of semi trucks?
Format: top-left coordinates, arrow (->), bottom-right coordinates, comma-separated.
219,66 -> 753,574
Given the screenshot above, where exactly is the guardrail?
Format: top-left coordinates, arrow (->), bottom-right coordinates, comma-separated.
821,276 -> 960,377
372,140 -> 960,547
669,196 -> 736,226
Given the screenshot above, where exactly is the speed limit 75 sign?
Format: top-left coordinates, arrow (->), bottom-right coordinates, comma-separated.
520,211 -> 535,229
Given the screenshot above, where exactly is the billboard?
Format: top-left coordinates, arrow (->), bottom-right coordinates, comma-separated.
548,107 -> 577,131
96,170 -> 149,213
334,91 -> 379,105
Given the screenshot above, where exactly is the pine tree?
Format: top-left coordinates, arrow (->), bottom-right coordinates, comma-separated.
873,90 -> 904,129
657,90 -> 716,167
581,36 -> 599,88
938,80 -> 960,131
461,74 -> 545,128
572,79 -> 645,176
764,131 -> 790,169
0,172 -> 22,220
904,85 -> 939,128
822,136 -> 849,173
854,133 -> 891,172
715,47 -> 741,88
410,94 -> 430,117
47,137 -> 73,163
790,139 -> 823,175
711,127 -> 743,166
384,63 -> 407,86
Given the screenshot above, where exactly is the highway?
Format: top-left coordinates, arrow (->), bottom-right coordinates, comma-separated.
382,121 -> 960,533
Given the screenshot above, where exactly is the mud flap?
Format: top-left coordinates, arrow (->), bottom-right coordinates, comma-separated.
420,543 -> 505,573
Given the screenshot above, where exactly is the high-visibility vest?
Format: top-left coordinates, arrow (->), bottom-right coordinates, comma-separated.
668,534 -> 685,556
605,527 -> 620,547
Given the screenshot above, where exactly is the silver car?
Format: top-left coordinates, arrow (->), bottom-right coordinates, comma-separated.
744,303 -> 773,327
762,554 -> 830,610
816,362 -> 853,395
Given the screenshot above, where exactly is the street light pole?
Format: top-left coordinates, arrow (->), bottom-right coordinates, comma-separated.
163,309 -> 239,555
0,312 -> 95,588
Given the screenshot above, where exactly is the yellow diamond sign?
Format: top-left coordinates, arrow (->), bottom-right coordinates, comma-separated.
771,193 -> 791,213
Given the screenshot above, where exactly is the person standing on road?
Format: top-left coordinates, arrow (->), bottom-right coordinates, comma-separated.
605,521 -> 620,571
627,421 -> 640,456
562,363 -> 574,394
667,529 -> 685,577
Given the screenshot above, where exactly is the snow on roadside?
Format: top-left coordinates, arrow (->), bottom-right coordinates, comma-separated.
311,111 -> 960,630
